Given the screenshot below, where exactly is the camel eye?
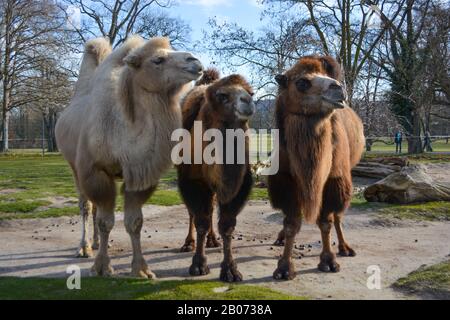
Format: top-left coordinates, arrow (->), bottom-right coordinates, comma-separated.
152,57 -> 165,65
296,78 -> 311,92
216,93 -> 228,103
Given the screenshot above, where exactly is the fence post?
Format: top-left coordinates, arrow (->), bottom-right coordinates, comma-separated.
42,116 -> 45,157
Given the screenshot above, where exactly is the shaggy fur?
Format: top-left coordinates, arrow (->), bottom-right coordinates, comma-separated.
56,36 -> 203,277
177,73 -> 255,282
268,55 -> 365,280
180,68 -> 222,253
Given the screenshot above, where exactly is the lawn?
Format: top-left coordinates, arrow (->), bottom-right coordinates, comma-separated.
0,277 -> 303,300
351,192 -> 450,222
394,260 -> 450,299
1,152 -> 449,221
367,140 -> 450,153
0,153 -> 271,220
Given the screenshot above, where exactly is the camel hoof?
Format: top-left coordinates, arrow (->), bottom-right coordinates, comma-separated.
91,256 -> 114,276
75,244 -> 93,258
131,259 -> 155,279
318,253 -> 340,272
91,241 -> 99,250
273,259 -> 296,280
273,239 -> 285,246
180,242 -> 195,253
206,237 -> 221,248
220,261 -> 242,282
189,255 -> 210,276
338,245 -> 356,257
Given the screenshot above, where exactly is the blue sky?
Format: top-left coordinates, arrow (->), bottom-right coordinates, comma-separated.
169,0 -> 266,65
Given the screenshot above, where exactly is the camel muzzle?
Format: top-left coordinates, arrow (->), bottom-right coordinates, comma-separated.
322,83 -> 347,109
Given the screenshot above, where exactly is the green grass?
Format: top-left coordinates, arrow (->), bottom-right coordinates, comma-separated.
148,189 -> 183,206
351,192 -> 450,222
0,200 -> 51,213
367,141 -> 450,153
0,277 -> 303,300
249,187 -> 269,200
1,153 -> 448,222
394,260 -> 450,299
362,152 -> 450,163
0,154 -> 183,220
0,206 -> 80,221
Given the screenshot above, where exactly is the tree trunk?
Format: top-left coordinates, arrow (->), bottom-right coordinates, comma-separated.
46,112 -> 58,152
408,112 -> 423,154
1,0 -> 12,153
1,110 -> 9,152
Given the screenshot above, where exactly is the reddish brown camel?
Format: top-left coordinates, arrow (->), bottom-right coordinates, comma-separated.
268,55 -> 365,280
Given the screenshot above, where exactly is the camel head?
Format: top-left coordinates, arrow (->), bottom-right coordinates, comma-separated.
123,37 -> 203,93
275,55 -> 348,116
206,74 -> 255,123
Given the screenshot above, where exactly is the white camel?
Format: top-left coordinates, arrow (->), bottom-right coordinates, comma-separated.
55,35 -> 203,278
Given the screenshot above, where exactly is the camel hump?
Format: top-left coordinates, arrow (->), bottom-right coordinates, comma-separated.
73,38 -> 112,98
84,37 -> 112,66
195,67 -> 220,86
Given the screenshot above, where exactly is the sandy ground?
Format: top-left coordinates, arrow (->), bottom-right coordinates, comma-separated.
1,198 -> 449,300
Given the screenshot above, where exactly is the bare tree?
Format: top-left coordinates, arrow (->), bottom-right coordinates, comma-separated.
364,0 -> 448,153
62,0 -> 190,47
0,0 -> 70,152
204,14 -> 317,98
264,0 -> 406,100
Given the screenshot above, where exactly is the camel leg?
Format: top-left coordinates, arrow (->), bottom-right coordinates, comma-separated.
334,212 -> 356,257
269,171 -> 301,280
317,213 -> 340,272
91,203 -> 115,276
185,182 -> 214,277
124,186 -> 156,279
180,209 -> 196,252
91,204 -> 99,250
80,168 -> 116,277
75,195 -> 93,258
218,170 -> 252,282
273,228 -> 285,246
190,209 -> 212,276
206,214 -> 221,248
273,215 -> 301,280
322,175 -> 355,257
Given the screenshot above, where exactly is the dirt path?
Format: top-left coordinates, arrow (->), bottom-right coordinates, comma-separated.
1,201 -> 449,300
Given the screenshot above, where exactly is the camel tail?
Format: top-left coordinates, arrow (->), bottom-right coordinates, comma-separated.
195,67 -> 220,86
73,37 -> 112,97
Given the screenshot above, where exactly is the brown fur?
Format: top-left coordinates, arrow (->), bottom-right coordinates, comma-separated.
269,56 -> 365,280
178,74 -> 254,282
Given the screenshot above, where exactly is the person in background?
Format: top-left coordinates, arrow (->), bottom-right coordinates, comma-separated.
423,131 -> 433,152
394,130 -> 403,154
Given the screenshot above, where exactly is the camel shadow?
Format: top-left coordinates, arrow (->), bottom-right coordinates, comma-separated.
245,267 -> 322,284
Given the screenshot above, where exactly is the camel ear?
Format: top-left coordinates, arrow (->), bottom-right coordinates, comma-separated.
275,74 -> 287,88
320,57 -> 335,77
124,52 -> 142,69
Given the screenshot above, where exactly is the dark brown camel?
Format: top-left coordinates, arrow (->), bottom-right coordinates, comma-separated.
177,72 -> 255,282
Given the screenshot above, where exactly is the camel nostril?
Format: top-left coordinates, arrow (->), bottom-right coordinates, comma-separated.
240,97 -> 248,104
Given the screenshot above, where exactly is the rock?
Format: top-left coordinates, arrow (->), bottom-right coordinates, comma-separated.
364,164 -> 450,204
352,157 -> 408,179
